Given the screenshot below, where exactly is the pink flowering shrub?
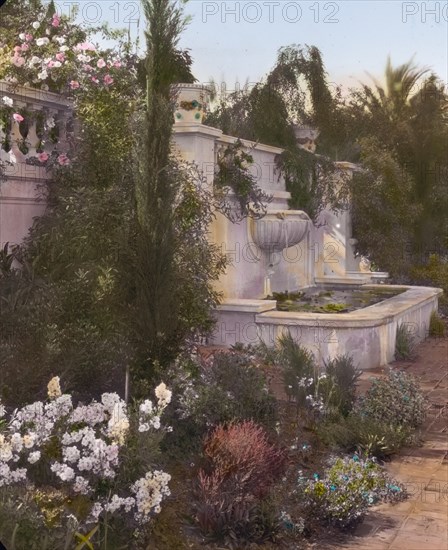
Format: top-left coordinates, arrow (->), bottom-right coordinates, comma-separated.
0,2 -> 137,169
2,4 -> 130,95
0,377 -> 172,543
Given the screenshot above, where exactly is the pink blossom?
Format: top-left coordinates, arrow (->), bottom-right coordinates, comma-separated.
55,52 -> 65,61
38,152 -> 49,162
52,14 -> 61,27
13,46 -> 22,53
20,43 -> 30,51
82,64 -> 93,72
97,58 -> 106,68
113,60 -> 122,68
47,60 -> 55,68
12,56 -> 26,67
76,42 -> 96,52
103,74 -> 114,86
91,77 -> 99,84
13,113 -> 24,123
25,34 -> 33,42
57,154 -> 70,166
69,80 -> 80,89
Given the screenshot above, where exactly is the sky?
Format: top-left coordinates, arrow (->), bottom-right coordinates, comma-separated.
64,0 -> 447,91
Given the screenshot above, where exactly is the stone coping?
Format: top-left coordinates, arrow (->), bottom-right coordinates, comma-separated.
0,81 -> 73,110
172,122 -> 284,155
216,298 -> 277,313
225,189 -> 291,201
315,275 -> 372,286
255,285 -> 443,328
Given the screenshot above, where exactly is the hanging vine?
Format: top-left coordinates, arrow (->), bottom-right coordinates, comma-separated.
214,139 -> 273,223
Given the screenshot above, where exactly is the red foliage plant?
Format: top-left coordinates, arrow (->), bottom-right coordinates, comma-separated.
195,420 -> 288,540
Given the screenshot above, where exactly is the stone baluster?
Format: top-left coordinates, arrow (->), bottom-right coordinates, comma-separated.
25,103 -> 40,159
43,107 -> 57,156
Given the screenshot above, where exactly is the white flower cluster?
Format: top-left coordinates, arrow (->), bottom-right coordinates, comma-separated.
0,378 -> 172,528
305,394 -> 325,412
132,470 -> 171,522
297,377 -> 314,388
138,382 -> 172,433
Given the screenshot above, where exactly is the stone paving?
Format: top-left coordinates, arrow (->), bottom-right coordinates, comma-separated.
331,334 -> 448,550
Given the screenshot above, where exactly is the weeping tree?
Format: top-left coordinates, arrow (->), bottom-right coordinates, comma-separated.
205,45 -> 348,221
133,0 -> 225,383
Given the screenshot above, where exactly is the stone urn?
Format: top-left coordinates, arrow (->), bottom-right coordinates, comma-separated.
293,125 -> 320,153
172,83 -> 211,124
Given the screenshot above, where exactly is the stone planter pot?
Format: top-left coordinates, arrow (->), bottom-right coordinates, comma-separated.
172,83 -> 211,124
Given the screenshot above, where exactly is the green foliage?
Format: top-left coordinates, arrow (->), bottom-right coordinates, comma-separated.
133,0 -> 226,381
185,351 -> 277,430
342,61 -> 448,277
318,368 -> 425,458
1,0 -> 226,404
205,44 -> 347,220
214,139 -> 273,222
318,415 -> 416,459
429,310 -> 446,337
277,145 -> 349,221
395,324 -> 417,360
357,369 -> 426,429
349,139 -> 422,278
275,333 -> 316,408
320,355 -> 361,417
302,456 -> 406,529
411,254 -> 448,314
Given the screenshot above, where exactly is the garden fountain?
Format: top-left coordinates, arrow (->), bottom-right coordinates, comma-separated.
1,81 -> 442,370
171,83 -> 443,369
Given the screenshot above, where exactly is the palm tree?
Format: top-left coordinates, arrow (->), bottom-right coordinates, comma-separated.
366,56 -> 429,118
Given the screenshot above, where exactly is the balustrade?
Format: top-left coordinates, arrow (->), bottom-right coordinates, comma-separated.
0,81 -> 73,181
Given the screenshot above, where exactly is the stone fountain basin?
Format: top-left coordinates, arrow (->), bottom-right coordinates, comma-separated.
250,210 -> 310,251
209,285 -> 443,369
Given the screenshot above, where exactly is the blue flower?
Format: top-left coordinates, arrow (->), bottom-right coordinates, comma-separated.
313,473 -> 319,480
352,455 -> 360,462
330,484 -> 336,491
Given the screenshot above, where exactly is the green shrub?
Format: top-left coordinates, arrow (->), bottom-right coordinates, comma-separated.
276,333 -> 317,408
429,310 -> 446,337
301,455 -> 406,529
319,355 -> 361,417
169,351 -> 278,439
318,415 -> 416,459
357,369 -> 426,429
411,254 -> 448,315
395,323 -> 417,360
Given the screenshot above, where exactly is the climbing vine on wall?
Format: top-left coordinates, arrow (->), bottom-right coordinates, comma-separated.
214,139 -> 273,222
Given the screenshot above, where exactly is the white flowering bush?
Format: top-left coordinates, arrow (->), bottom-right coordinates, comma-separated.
0,377 -> 172,545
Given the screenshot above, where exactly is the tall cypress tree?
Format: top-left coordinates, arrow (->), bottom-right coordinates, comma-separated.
134,0 -> 208,378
